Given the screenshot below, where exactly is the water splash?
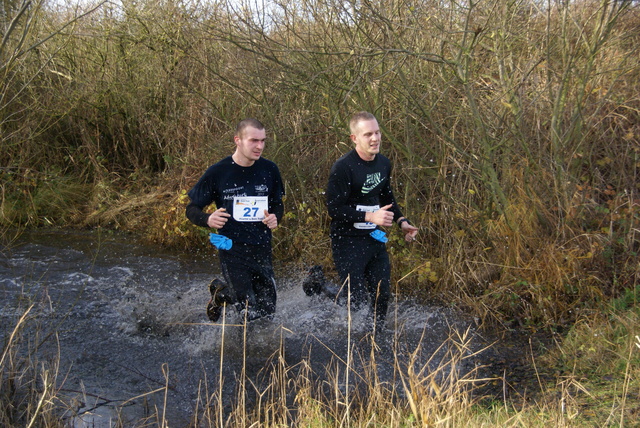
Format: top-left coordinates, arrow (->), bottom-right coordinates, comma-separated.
1,230 -> 479,426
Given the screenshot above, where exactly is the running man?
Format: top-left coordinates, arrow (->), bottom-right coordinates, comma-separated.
186,118 -> 285,322
325,111 -> 418,326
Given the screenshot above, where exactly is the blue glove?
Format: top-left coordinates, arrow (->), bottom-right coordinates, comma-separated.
209,233 -> 233,250
370,230 -> 388,243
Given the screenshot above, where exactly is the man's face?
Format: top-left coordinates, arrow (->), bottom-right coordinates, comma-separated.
351,118 -> 381,161
234,126 -> 266,166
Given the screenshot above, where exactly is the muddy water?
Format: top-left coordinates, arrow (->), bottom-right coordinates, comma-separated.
1,229 -> 509,427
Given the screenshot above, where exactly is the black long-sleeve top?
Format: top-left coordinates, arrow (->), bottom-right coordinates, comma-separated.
186,156 -> 285,246
326,150 -> 403,238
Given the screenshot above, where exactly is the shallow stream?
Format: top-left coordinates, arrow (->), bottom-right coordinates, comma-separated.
0,229 -> 545,427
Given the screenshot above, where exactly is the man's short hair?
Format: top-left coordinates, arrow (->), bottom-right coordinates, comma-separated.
349,111 -> 376,133
236,118 -> 265,137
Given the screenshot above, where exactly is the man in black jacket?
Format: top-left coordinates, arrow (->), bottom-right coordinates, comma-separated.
325,111 -> 418,326
186,118 -> 285,322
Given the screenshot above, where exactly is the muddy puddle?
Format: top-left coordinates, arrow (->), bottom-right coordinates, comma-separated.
0,229 -> 548,427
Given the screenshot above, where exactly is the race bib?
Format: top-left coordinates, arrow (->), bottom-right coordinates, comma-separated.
354,204 -> 379,230
233,196 -> 268,222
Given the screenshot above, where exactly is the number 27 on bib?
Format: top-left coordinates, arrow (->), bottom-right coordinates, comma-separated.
233,196 -> 269,222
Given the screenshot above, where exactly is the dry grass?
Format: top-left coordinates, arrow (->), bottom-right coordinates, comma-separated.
0,306 -> 65,427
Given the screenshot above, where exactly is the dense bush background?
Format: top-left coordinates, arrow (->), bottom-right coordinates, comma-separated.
1,0 -> 639,327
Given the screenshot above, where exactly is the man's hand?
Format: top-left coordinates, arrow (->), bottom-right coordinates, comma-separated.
366,204 -> 394,227
262,209 -> 278,229
207,208 -> 231,229
400,220 -> 419,242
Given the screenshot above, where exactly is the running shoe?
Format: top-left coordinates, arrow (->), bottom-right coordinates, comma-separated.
302,265 -> 325,296
206,278 -> 232,322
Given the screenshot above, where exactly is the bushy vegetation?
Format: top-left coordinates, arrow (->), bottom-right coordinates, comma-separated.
5,0 -> 634,328
1,3 -> 639,420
